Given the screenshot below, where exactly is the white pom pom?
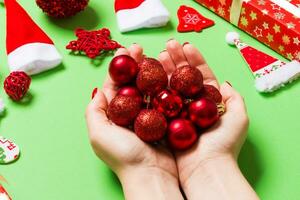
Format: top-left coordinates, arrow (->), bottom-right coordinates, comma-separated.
226,32 -> 240,45
0,98 -> 5,115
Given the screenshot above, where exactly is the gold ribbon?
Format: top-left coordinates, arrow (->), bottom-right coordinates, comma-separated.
0,175 -> 7,184
230,0 -> 244,26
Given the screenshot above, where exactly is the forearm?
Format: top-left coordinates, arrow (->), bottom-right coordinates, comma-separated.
182,156 -> 259,200
119,167 -> 184,200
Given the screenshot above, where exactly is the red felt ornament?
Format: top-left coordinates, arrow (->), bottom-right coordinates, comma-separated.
189,98 -> 219,129
66,28 -> 122,59
167,119 -> 198,151
134,109 -> 167,142
4,71 -> 31,101
107,95 -> 142,126
117,86 -> 142,105
36,0 -> 89,18
199,85 -> 223,103
109,55 -> 139,86
170,65 -> 204,98
177,5 -> 214,33
152,89 -> 183,118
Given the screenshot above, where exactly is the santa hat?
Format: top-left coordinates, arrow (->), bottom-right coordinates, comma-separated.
4,0 -> 62,75
115,0 -> 170,33
0,185 -> 11,200
226,32 -> 300,92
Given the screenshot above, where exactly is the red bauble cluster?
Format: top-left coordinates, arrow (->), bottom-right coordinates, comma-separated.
4,72 -> 31,101
36,0 -> 89,18
107,56 -> 224,151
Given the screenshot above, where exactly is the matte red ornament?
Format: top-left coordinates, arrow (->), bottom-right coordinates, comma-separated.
167,119 -> 198,150
199,85 -> 222,103
170,65 -> 203,98
117,86 -> 142,105
107,95 -> 142,126
36,0 -> 89,18
177,5 -> 214,33
136,62 -> 168,96
138,57 -> 163,71
4,71 -> 31,101
109,55 -> 139,86
152,89 -> 183,118
189,98 -> 219,129
134,109 -> 167,142
66,28 -> 122,59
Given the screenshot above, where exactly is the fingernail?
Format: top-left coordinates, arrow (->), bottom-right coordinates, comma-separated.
92,88 -> 98,99
225,81 -> 232,87
160,49 -> 167,53
183,42 -> 190,46
167,38 -> 175,42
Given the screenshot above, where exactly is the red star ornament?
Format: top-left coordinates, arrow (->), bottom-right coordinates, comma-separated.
177,5 -> 214,33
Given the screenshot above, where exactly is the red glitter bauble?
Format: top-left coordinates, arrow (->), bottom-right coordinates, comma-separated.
36,0 -> 89,18
136,62 -> 168,96
170,65 -> 203,98
199,85 -> 222,103
109,55 -> 139,86
152,89 -> 183,118
4,72 -> 31,101
117,86 -> 142,105
189,98 -> 219,129
138,57 -> 163,70
134,109 -> 167,142
167,119 -> 198,151
107,95 -> 142,126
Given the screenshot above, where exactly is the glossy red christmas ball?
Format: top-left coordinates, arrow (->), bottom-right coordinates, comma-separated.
109,55 -> 139,86
199,85 -> 222,103
189,98 -> 219,129
134,109 -> 167,142
107,95 -> 141,126
36,0 -> 89,18
170,65 -> 203,98
117,86 -> 142,105
167,119 -> 198,151
136,62 -> 168,96
152,90 -> 183,118
138,57 -> 163,70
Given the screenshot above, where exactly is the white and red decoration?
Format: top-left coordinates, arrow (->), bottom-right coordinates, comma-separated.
114,0 -> 170,32
226,32 -> 300,92
0,136 -> 20,164
4,0 -> 62,75
177,5 -> 214,33
0,185 -> 11,200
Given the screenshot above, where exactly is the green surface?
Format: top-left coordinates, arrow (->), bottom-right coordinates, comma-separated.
0,0 -> 300,199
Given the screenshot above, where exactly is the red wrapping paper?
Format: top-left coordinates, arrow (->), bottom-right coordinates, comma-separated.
194,0 -> 300,61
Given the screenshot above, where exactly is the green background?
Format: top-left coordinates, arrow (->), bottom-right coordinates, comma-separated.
0,0 -> 300,199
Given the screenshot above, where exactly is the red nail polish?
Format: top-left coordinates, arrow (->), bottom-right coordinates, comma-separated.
92,88 -> 98,99
183,42 -> 190,46
225,81 -> 232,87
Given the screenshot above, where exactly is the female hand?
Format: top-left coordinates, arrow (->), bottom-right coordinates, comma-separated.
85,44 -> 183,200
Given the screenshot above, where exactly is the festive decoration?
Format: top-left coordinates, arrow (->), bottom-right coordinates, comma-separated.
134,109 -> 167,142
0,99 -> 5,115
0,185 -> 11,200
117,86 -> 143,105
136,61 -> 168,96
226,32 -> 300,92
3,0 -> 62,75
189,98 -> 219,129
4,72 -> 31,102
138,57 -> 163,71
107,95 -> 142,126
109,55 -> 139,86
114,0 -> 170,32
167,119 -> 198,150
194,0 -> 300,61
152,90 -> 183,118
170,65 -> 203,98
66,28 -> 122,59
199,85 -> 222,103
0,136 -> 20,164
36,0 -> 89,18
177,5 -> 214,33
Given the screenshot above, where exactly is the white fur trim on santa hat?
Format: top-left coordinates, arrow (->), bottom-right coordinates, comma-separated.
116,0 -> 170,32
7,43 -> 62,75
255,60 -> 300,92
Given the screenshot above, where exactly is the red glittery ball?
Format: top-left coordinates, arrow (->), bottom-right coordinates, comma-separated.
109,55 -> 139,86
136,61 -> 168,96
4,71 -> 31,101
152,89 -> 183,118
170,65 -> 203,98
189,98 -> 219,129
117,86 -> 142,105
167,119 -> 198,151
134,109 -> 167,142
36,0 -> 89,18
199,85 -> 222,103
107,95 -> 142,126
138,57 -> 163,71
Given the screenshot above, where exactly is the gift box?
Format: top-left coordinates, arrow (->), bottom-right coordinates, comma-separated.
194,0 -> 300,61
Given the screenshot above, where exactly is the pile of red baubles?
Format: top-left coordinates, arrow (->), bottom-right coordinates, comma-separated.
107,55 -> 225,151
